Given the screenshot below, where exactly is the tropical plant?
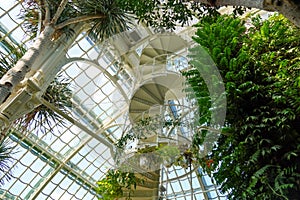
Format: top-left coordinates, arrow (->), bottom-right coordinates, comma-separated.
96,169 -> 139,200
185,14 -> 300,199
0,0 -> 131,104
118,0 -> 300,28
0,0 -> 136,140
0,138 -> 16,186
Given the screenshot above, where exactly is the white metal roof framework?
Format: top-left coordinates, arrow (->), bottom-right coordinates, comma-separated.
0,1 -> 228,200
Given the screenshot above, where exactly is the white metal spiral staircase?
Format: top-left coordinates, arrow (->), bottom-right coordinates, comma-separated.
115,33 -> 197,200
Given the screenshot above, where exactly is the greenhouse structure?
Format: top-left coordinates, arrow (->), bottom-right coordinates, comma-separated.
0,1 -> 299,200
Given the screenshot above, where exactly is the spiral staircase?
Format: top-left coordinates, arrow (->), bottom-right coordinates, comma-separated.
114,32 -> 195,199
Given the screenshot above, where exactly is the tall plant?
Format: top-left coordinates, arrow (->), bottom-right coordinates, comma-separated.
0,0 -> 137,142
185,14 -> 300,199
0,0 -> 131,103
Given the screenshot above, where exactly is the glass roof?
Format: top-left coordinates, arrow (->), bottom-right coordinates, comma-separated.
0,1 -> 228,200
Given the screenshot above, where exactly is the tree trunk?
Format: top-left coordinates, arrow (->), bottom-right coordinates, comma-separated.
0,24 -> 83,132
262,0 -> 300,27
28,24 -> 84,93
0,26 -> 55,103
193,0 -> 300,27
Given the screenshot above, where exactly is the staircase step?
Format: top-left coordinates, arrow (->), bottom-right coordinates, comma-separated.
139,34 -> 188,66
129,83 -> 169,122
132,96 -> 158,106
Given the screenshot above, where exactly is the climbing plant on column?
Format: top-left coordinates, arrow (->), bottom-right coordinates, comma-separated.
185,14 -> 300,199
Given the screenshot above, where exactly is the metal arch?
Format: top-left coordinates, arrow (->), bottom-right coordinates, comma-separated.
61,57 -> 130,103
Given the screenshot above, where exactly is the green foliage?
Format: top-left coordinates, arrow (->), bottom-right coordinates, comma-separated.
96,169 -> 139,200
17,75 -> 72,134
182,68 -> 211,125
117,0 -> 190,30
0,26 -> 26,75
121,0 -> 247,31
186,14 -> 300,199
20,0 -> 247,39
116,133 -> 135,150
76,0 -> 132,41
0,138 -> 16,186
20,0 -> 131,40
117,115 -> 182,149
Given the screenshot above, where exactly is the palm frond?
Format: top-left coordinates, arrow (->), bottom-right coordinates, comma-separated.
20,0 -> 131,41
15,75 -> 72,134
19,0 -> 42,38
0,138 -> 17,186
74,0 -> 132,41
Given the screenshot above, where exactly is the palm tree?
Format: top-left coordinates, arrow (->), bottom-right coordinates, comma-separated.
0,0 -> 135,186
0,0 -> 131,137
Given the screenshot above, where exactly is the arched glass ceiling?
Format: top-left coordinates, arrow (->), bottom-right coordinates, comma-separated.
0,1 -> 228,200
